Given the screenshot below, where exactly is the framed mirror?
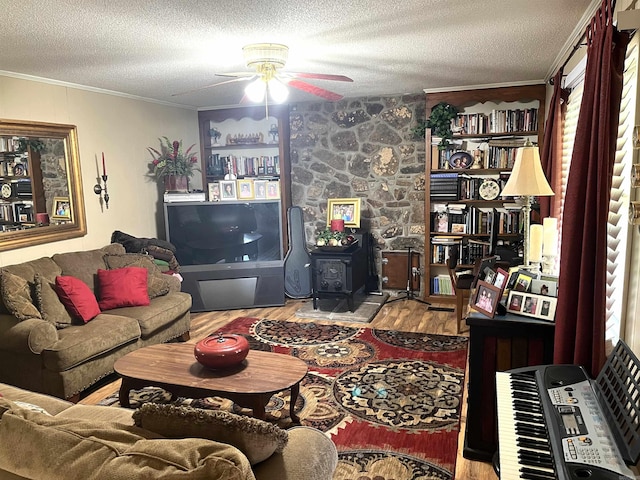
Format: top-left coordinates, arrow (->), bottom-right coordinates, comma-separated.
0,119 -> 86,251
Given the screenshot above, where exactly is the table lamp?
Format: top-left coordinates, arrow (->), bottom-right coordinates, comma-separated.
501,140 -> 554,266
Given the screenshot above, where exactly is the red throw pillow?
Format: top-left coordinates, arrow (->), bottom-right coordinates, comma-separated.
54,276 -> 101,323
97,267 -> 150,310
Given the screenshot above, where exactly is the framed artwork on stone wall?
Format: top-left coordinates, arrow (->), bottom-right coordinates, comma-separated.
327,198 -> 361,228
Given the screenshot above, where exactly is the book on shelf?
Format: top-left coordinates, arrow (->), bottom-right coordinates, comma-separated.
433,274 -> 454,295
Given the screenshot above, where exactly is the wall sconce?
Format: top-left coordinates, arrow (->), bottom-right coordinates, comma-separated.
94,153 -> 109,209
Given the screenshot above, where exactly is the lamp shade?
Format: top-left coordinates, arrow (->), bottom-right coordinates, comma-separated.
501,144 -> 554,197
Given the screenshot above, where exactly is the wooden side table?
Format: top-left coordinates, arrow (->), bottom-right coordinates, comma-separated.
463,312 -> 554,461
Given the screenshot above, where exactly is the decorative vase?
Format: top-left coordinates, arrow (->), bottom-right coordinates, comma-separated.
164,175 -> 189,193
194,334 -> 250,369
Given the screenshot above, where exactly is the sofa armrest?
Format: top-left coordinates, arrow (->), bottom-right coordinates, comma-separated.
0,317 -> 58,354
165,273 -> 182,293
253,426 -> 338,480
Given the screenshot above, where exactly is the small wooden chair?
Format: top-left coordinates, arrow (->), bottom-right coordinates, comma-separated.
446,245 -> 476,334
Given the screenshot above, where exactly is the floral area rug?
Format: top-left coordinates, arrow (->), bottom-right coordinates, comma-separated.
100,317 -> 469,480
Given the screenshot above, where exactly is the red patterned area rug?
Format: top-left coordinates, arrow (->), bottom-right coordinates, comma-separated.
102,317 -> 469,480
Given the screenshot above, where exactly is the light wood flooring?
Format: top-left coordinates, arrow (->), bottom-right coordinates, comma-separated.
78,296 -> 495,480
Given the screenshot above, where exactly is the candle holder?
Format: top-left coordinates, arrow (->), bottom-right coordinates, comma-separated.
542,254 -> 557,275
94,174 -> 109,209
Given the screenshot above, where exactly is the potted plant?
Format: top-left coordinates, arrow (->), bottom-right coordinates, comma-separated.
147,137 -> 200,192
413,102 -> 459,149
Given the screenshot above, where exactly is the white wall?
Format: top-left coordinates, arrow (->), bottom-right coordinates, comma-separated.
0,75 -> 199,266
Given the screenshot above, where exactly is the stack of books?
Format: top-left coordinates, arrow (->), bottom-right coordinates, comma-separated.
430,173 -> 459,201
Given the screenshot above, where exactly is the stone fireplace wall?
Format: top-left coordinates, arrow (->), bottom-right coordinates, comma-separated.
289,93 -> 428,291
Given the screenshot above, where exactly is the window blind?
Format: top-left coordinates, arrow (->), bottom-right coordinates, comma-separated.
606,38 -> 637,351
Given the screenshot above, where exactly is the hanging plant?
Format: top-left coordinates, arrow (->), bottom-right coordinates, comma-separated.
16,138 -> 46,154
413,102 -> 459,149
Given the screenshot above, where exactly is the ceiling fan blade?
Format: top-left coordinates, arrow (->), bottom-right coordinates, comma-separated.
287,79 -> 344,101
171,76 -> 252,97
215,72 -> 256,78
286,72 -> 353,82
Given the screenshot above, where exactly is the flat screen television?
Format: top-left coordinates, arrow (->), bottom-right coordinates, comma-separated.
164,200 -> 283,266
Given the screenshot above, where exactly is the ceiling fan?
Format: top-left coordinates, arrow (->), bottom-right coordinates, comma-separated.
174,43 -> 353,104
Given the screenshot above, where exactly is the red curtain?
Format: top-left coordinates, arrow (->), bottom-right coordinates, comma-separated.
554,0 -> 629,377
539,70 -> 568,220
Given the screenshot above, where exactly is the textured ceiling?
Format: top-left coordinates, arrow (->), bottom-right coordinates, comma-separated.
1,0 -> 596,109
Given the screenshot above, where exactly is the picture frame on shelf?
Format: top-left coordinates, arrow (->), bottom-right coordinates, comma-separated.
435,212 -> 449,232
219,180 -> 237,200
52,196 -> 71,220
513,272 -> 535,292
254,180 -> 268,199
448,151 -> 474,169
266,181 -> 280,200
451,223 -> 466,233
471,280 -> 502,318
506,291 -> 557,322
493,267 -> 510,290
531,277 -> 558,297
208,182 -> 220,202
326,197 -> 361,228
237,179 -> 254,200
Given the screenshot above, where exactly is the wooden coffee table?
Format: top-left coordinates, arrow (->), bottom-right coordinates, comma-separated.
114,343 -> 308,422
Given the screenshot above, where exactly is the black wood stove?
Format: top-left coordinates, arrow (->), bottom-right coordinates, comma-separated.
310,241 -> 367,312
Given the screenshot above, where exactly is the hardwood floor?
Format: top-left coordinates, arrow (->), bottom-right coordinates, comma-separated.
79,296 -> 496,480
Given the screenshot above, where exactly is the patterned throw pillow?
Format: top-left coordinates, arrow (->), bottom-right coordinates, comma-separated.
132,403 -> 288,465
103,254 -> 170,299
34,273 -> 75,328
0,270 -> 41,321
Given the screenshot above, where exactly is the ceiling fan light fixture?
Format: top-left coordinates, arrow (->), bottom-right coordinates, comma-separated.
245,78 -> 267,102
242,43 -> 289,69
268,78 -> 289,103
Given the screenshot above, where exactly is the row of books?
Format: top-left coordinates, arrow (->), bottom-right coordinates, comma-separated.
432,274 -> 454,295
0,160 -> 29,177
430,236 -> 493,266
205,154 -> 280,178
451,108 -> 538,135
0,201 -> 32,223
458,175 -> 507,200
431,205 -> 522,235
431,139 -> 528,170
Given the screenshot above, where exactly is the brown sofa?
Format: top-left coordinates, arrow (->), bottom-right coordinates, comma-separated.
0,243 -> 192,400
0,382 -> 338,480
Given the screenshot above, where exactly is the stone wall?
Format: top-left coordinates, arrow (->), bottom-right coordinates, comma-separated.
289,94 -> 428,288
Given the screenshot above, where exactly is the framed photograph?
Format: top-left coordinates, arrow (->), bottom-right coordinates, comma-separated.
52,196 -> 71,220
531,278 -> 558,297
326,197 -> 361,228
493,267 -> 510,290
237,179 -> 254,199
435,212 -> 449,232
471,280 -> 502,318
12,163 -> 26,176
208,182 -> 220,202
266,180 -> 280,199
254,180 -> 268,199
451,223 -> 466,233
513,272 -> 534,292
448,151 -> 474,169
507,291 -> 557,321
219,180 -> 237,200
472,255 -> 497,288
